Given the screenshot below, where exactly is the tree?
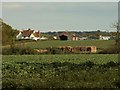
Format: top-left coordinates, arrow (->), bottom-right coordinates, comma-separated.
2,20 -> 17,45
112,21 -> 120,54
2,19 -> 19,54
112,21 -> 120,45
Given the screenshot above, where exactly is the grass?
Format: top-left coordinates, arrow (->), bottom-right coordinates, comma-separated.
22,40 -> 115,49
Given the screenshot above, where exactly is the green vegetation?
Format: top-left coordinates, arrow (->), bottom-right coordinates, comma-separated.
24,40 -> 114,49
3,40 -> 114,49
2,54 -> 118,64
2,54 -> 119,88
2,40 -> 115,55
2,20 -> 18,45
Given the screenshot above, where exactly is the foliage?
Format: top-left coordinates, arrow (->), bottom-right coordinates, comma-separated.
2,55 -> 119,88
2,46 -> 34,55
2,21 -> 17,44
46,47 -> 71,54
99,44 -> 120,54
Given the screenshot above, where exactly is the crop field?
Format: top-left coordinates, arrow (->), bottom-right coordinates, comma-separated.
2,54 -> 118,64
2,54 -> 119,88
22,40 -> 114,49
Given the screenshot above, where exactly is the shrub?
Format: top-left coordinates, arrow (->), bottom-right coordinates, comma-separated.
2,46 -> 35,55
46,47 -> 62,54
102,61 -> 117,68
98,47 -> 120,54
81,61 -> 95,69
114,80 -> 120,88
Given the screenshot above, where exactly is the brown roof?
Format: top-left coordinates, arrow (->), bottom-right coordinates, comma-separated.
33,32 -> 40,37
60,32 -> 69,36
71,33 -> 79,37
22,30 -> 34,37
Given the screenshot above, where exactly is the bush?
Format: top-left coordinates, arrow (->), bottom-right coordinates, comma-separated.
98,47 -> 120,54
84,61 -> 95,67
114,80 -> 120,88
102,61 -> 118,68
46,47 -> 63,54
2,46 -> 35,55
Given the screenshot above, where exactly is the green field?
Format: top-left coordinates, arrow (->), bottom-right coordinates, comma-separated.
2,54 -> 118,64
2,54 -> 119,88
23,40 -> 115,49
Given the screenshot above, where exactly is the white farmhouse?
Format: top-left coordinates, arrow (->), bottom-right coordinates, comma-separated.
53,36 -> 58,40
79,37 -> 88,40
16,31 -> 24,39
99,35 -> 111,40
40,36 -> 48,40
30,31 -> 40,41
16,29 -> 40,41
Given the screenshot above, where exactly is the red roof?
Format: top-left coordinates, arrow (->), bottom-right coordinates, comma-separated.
33,32 -> 40,37
22,29 -> 34,37
60,32 -> 69,36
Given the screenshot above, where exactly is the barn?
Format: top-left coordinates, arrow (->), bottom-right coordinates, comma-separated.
59,32 -> 69,40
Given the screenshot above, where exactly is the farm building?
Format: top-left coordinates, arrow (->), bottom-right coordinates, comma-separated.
71,34 -> 79,41
58,46 -> 97,53
73,46 -> 97,53
79,37 -> 88,40
16,29 -> 40,41
40,36 -> 48,40
59,32 -> 69,40
99,35 -> 111,40
59,32 -> 80,41
53,36 -> 58,40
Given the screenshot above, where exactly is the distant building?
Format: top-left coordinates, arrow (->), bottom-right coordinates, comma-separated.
72,34 -> 79,41
53,36 -> 58,40
30,31 -> 40,41
59,32 -> 69,40
99,35 -> 111,40
40,36 -> 48,40
79,37 -> 88,40
16,29 -> 40,41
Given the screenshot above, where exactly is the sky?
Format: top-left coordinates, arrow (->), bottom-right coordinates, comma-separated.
1,2 -> 118,32
1,0 -> 120,2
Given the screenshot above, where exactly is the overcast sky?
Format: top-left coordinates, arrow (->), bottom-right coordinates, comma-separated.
2,2 -> 118,32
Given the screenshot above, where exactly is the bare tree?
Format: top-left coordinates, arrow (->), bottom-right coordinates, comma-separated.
112,21 -> 120,46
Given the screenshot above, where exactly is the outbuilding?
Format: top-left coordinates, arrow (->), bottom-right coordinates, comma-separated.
59,32 -> 68,40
